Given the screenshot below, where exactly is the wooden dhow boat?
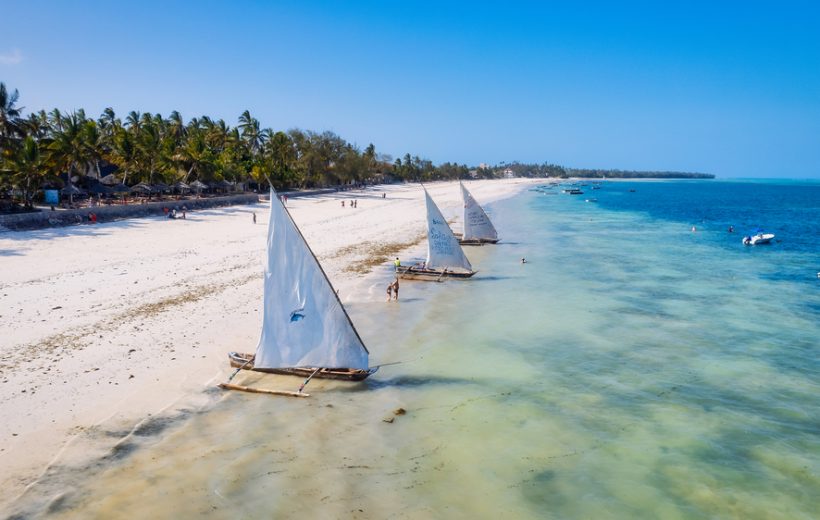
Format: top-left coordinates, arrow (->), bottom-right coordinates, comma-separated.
222,191 -> 377,396
457,182 -> 499,245
397,188 -> 477,281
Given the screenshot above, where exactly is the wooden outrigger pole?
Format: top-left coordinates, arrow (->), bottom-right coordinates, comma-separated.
219,382 -> 310,398
219,354 -> 311,398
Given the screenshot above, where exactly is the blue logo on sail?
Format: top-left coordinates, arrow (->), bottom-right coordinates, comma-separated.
290,307 -> 306,322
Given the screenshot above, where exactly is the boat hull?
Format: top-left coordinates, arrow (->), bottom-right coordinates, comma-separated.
744,233 -> 775,245
458,238 -> 499,246
228,352 -> 377,381
396,266 -> 477,280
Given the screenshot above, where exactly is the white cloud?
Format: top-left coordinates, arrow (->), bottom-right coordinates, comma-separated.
0,48 -> 24,65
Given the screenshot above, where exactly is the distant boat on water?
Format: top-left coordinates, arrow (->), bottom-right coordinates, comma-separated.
743,230 -> 775,245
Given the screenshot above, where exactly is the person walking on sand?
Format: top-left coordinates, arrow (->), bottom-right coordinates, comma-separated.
342,200 -> 345,208
386,283 -> 393,302
253,212 -> 257,224
392,278 -> 399,300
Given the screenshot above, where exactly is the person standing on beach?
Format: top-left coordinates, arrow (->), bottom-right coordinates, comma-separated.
394,257 -> 401,271
386,283 -> 393,302
392,278 -> 399,300
253,212 -> 257,224
342,200 -> 345,208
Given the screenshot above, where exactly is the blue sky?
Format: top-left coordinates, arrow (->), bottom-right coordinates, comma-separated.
2,0 -> 819,177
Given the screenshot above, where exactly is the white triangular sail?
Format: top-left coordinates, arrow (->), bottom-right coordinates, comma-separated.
424,189 -> 473,273
254,192 -> 369,370
461,182 -> 498,242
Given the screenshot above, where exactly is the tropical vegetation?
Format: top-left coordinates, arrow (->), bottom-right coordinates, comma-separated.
0,81 -> 712,210
0,82 -> 476,209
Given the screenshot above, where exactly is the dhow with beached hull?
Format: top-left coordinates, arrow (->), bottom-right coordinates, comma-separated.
397,188 -> 477,280
457,182 -> 499,245
221,191 -> 377,396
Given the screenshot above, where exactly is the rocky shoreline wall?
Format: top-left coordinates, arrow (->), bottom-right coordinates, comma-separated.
0,194 -> 259,232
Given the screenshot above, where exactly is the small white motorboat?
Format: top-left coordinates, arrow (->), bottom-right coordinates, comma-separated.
743,233 -> 775,245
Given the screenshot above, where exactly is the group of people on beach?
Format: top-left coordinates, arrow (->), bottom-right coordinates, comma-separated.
342,200 -> 358,208
165,206 -> 186,219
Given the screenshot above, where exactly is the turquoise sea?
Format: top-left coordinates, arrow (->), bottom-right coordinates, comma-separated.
41,180 -> 819,519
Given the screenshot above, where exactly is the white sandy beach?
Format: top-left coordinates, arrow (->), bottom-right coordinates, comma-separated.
0,178 -> 536,512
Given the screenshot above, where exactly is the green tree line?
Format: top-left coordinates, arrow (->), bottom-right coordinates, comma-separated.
0,82 -> 475,208
492,162 -> 713,179
1,82 -> 713,209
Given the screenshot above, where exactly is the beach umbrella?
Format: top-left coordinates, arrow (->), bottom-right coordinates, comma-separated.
190,180 -> 208,193
130,183 -> 153,194
99,173 -> 121,186
110,183 -> 130,193
173,181 -> 190,190
87,184 -> 113,195
61,184 -> 85,195
152,182 -> 170,192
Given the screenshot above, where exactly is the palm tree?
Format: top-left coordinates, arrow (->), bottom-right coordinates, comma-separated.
125,111 -> 141,132
261,131 -> 297,189
3,136 -> 47,208
238,110 -> 267,156
175,127 -> 212,183
47,108 -> 65,133
80,119 -> 106,179
108,127 -> 139,185
23,110 -> 51,140
138,121 -> 163,185
48,111 -> 88,202
0,82 -> 23,143
167,110 -> 186,142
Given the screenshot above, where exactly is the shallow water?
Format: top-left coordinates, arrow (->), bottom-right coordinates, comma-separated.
39,181 -> 820,518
